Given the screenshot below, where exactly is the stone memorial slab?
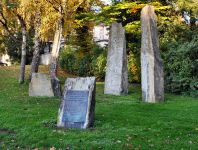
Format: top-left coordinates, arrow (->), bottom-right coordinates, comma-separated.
141,5 -> 164,103
104,22 -> 128,95
57,77 -> 96,129
29,73 -> 54,97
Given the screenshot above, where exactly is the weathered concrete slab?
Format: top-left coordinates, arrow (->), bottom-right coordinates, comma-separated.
57,77 -> 96,129
104,22 -> 128,95
29,73 -> 54,97
141,5 -> 164,103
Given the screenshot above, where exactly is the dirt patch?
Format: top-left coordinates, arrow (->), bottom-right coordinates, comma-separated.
0,128 -> 15,135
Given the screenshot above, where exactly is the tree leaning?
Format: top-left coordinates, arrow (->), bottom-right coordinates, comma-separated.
17,14 -> 27,84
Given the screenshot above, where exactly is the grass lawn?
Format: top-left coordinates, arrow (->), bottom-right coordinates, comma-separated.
0,66 -> 198,150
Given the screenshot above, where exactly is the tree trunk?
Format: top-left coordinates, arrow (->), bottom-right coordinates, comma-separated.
30,33 -> 41,74
29,10 -> 42,80
50,1 -> 66,97
30,25 -> 41,80
18,16 -> 27,84
29,33 -> 41,80
50,24 -> 62,78
49,22 -> 63,97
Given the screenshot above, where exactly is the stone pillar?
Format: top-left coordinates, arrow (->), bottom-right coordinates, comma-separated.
104,22 -> 128,95
141,5 -> 164,103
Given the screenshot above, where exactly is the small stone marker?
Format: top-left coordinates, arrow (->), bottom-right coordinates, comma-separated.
104,22 -> 128,95
57,77 -> 96,129
29,73 -> 54,97
141,5 -> 164,103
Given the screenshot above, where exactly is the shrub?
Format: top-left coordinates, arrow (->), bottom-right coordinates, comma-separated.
91,52 -> 107,80
162,37 -> 198,97
59,45 -> 107,80
128,51 -> 141,83
59,45 -> 77,74
77,54 -> 92,76
59,44 -> 143,82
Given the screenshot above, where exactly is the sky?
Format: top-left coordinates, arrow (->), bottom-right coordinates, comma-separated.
101,0 -> 112,5
92,0 -> 112,12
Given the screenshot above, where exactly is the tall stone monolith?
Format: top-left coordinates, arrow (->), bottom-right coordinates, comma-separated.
141,5 -> 164,103
104,22 -> 128,95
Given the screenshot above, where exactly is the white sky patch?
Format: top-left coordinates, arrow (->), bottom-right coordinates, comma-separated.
91,0 -> 112,12
101,0 -> 112,5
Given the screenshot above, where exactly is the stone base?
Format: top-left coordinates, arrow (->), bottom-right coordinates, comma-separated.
29,73 -> 54,97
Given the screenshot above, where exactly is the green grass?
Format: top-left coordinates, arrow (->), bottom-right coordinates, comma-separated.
0,66 -> 198,150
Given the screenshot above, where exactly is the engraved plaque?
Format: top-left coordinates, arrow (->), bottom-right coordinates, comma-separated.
57,77 -> 96,129
62,90 -> 89,127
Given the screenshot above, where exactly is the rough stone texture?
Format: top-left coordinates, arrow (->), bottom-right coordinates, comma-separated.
51,77 -> 62,98
57,77 -> 96,129
141,5 -> 164,103
104,22 -> 128,95
29,73 -> 54,97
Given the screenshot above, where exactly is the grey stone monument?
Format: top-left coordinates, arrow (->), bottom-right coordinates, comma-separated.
104,22 -> 128,95
141,5 -> 164,103
29,73 -> 54,97
57,77 -> 96,129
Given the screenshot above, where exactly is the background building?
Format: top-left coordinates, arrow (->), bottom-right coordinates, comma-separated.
93,23 -> 109,47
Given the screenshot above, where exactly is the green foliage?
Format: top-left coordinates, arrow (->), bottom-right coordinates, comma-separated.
78,54 -> 92,76
125,21 -> 141,83
176,0 -> 198,16
0,30 -> 34,64
59,45 -> 107,80
162,37 -> 198,97
158,10 -> 198,97
72,25 -> 94,53
59,45 -> 77,74
83,1 -> 170,26
86,1 -> 170,83
91,46 -> 107,80
128,51 -> 141,83
59,22 -> 97,77
59,44 -> 142,82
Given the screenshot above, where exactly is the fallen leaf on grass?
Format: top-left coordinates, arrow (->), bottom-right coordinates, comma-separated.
50,147 -> 56,150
